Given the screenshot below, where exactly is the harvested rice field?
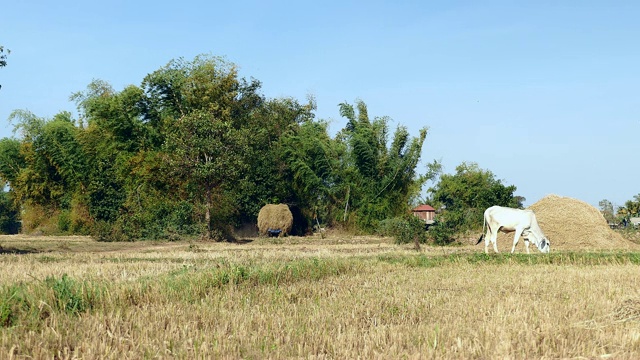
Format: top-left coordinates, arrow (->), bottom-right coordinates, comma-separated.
1,195 -> 639,359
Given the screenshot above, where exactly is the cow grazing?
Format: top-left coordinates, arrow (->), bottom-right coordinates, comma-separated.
476,206 -> 550,254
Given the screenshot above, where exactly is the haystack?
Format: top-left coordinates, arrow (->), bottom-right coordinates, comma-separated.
493,194 -> 634,251
257,204 -> 293,237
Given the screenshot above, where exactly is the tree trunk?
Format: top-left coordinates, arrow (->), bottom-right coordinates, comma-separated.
205,186 -> 212,240
414,235 -> 421,251
343,186 -> 350,222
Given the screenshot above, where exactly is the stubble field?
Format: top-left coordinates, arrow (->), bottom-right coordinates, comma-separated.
1,233 -> 640,359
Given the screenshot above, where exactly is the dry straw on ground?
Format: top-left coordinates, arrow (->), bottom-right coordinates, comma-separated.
257,204 -> 293,236
528,194 -> 634,250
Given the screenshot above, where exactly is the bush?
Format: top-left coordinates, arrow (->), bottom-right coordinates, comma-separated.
378,216 -> 427,245
0,190 -> 20,234
57,210 -> 72,233
425,219 -> 457,245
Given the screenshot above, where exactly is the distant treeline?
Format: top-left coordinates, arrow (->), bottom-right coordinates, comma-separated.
0,55 -> 431,240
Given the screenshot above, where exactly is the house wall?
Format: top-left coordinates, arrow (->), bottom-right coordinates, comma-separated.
412,211 -> 435,221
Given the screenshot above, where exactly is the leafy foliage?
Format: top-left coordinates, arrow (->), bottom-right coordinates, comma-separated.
378,215 -> 428,245
0,46 -> 8,68
0,45 -> 8,90
0,189 -> 20,234
617,194 -> 640,219
1,55 -> 433,239
336,100 -> 429,231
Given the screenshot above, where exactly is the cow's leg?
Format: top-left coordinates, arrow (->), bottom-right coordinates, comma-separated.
484,225 -> 492,254
522,230 -> 531,254
484,227 -> 491,254
510,228 -> 524,253
484,229 -> 490,254
490,228 -> 499,253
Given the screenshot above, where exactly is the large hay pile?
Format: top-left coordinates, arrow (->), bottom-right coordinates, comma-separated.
527,195 -> 633,250
257,204 -> 293,237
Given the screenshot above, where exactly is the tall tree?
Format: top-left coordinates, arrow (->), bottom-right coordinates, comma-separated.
336,100 -> 429,230
145,55 -> 264,240
5,109 -> 92,233
599,199 -> 615,224
281,117 -> 344,227
235,96 -> 316,224
283,99 -> 429,231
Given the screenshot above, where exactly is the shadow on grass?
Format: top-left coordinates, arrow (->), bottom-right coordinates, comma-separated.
233,238 -> 254,245
0,246 -> 41,255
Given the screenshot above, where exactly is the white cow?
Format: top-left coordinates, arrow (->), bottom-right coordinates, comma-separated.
476,206 -> 550,254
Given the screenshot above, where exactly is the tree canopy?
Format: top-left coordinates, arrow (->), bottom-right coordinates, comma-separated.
0,55 -> 432,239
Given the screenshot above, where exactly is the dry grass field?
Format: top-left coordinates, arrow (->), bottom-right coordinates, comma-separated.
1,233 -> 640,359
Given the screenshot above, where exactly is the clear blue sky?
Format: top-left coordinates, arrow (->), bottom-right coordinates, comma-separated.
1,1 -> 639,209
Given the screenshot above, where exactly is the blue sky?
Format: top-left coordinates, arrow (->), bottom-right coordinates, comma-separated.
1,1 -> 639,209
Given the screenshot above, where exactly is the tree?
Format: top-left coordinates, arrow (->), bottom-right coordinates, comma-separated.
235,96 -> 317,228
5,109 -> 93,233
620,195 -> 640,218
427,162 -> 523,243
0,46 -> 8,68
335,100 -> 428,230
0,138 -> 24,187
0,45 -> 8,90
279,99 -> 430,232
281,117 -> 344,227
146,55 -> 264,240
599,199 -> 616,224
164,109 -> 248,240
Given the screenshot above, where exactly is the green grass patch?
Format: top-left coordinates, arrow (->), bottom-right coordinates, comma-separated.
378,251 -> 640,267
161,257 -> 360,303
0,274 -> 104,328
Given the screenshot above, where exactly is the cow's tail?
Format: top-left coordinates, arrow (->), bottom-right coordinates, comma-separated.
476,214 -> 486,245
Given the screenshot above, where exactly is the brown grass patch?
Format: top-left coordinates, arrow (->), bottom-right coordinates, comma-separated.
2,235 -> 640,358
614,299 -> 640,322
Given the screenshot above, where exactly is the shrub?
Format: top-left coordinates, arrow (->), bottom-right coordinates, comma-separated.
378,216 -> 427,245
425,219 -> 457,245
0,190 -> 20,234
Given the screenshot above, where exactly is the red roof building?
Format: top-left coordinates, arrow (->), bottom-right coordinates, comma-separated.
412,204 -> 436,223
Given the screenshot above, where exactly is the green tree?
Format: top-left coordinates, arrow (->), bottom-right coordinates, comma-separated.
427,162 -> 523,243
6,109 -> 92,233
622,195 -> 640,218
0,45 -> 8,90
0,46 -> 8,68
337,100 -> 429,231
281,100 -> 430,232
281,117 -> 344,228
71,80 -> 150,227
599,199 -> 616,224
145,55 -> 264,240
0,138 -> 24,187
235,96 -> 316,228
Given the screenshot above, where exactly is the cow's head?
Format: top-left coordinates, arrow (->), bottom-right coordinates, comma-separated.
536,237 -> 550,253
